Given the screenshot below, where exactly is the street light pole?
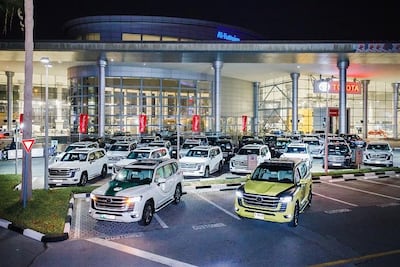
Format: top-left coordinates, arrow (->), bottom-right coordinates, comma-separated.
40,57 -> 51,190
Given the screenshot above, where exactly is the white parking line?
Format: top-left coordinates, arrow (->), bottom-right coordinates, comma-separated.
73,198 -> 82,239
360,178 -> 400,188
154,214 -> 168,228
313,192 -> 358,207
87,237 -> 198,267
194,193 -> 241,220
321,181 -> 400,201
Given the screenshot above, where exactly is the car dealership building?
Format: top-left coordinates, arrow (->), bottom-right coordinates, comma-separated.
1,15 -> 400,142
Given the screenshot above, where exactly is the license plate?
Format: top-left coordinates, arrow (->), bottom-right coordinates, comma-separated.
101,214 -> 116,220
254,213 -> 264,219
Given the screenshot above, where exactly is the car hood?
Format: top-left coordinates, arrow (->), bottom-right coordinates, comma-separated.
92,180 -> 151,197
244,180 -> 294,196
179,156 -> 208,164
49,161 -> 83,169
281,153 -> 310,160
115,158 -> 138,167
107,151 -> 129,157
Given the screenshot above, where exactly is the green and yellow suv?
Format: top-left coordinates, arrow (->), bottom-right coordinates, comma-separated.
234,157 -> 312,227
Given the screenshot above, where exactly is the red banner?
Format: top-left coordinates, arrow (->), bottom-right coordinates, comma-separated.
79,114 -> 88,134
242,115 -> 247,132
192,115 -> 200,132
139,114 -> 147,133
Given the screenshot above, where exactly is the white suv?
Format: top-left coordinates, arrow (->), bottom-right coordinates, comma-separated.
54,141 -> 99,162
179,145 -> 224,178
113,146 -> 171,174
89,158 -> 183,225
281,143 -> 313,169
106,141 -> 137,169
230,144 -> 271,174
48,147 -> 108,186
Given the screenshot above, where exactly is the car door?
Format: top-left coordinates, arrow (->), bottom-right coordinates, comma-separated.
154,164 -> 174,206
209,148 -> 219,173
297,162 -> 311,207
87,151 -> 98,179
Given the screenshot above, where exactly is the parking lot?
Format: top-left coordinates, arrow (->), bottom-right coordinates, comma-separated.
1,152 -> 400,266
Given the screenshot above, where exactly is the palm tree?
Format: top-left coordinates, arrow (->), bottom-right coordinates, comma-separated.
0,0 -> 24,36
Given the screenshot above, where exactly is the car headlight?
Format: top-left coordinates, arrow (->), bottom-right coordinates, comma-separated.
236,185 -> 244,198
279,196 -> 293,203
90,193 -> 97,200
196,163 -> 204,170
127,196 -> 142,203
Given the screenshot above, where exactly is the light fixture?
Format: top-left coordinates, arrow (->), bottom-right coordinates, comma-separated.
40,57 -> 52,190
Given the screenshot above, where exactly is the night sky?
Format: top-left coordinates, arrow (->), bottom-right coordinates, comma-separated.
2,0 -> 398,41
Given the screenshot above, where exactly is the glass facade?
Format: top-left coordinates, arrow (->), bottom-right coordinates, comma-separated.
69,76 -> 212,139
259,77 -> 397,138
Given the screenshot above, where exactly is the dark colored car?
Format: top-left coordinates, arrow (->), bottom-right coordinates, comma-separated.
216,139 -> 235,161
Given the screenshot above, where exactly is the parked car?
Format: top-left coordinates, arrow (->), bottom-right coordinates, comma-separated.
363,141 -> 393,167
234,158 -> 312,227
271,137 -> 291,158
113,146 -> 170,174
89,158 -> 183,225
48,147 -> 108,186
281,143 -> 313,169
179,139 -> 202,158
322,141 -> 353,169
302,136 -> 323,158
54,141 -> 99,162
179,145 -> 224,178
230,144 -> 271,174
106,141 -> 137,169
216,139 -> 235,161
339,133 -> 366,148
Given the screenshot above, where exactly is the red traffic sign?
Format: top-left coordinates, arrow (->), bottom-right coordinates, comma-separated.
22,139 -> 35,153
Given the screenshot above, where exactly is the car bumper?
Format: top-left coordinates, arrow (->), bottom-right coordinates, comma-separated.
234,198 -> 295,223
89,209 -> 142,223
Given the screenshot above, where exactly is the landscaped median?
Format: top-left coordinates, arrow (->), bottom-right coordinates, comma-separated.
1,166 -> 400,241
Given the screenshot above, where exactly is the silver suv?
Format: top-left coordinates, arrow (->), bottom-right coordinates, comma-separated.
48,147 -> 108,186
89,158 -> 183,225
179,145 -> 224,178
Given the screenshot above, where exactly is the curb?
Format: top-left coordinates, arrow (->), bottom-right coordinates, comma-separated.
0,193 -> 91,243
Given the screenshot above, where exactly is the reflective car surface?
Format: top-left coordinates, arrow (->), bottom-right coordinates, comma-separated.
363,141 -> 393,167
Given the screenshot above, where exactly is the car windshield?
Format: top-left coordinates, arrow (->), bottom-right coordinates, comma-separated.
62,152 -> 87,161
368,144 -> 390,150
127,151 -> 150,159
182,143 -> 199,149
251,167 -> 293,183
328,144 -> 349,155
187,149 -> 208,157
304,140 -> 320,145
285,146 -> 306,153
237,148 -> 259,155
110,145 -> 129,151
65,145 -> 83,152
114,168 -> 153,185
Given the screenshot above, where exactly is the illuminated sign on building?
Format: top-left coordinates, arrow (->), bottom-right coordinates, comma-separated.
216,31 -> 240,42
313,80 -> 361,94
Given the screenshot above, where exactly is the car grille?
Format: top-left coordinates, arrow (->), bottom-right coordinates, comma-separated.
92,195 -> 132,211
48,169 -> 73,177
242,193 -> 286,211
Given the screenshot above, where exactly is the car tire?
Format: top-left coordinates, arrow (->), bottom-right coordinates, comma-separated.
79,172 -> 88,186
101,164 -> 107,178
204,166 -> 210,178
173,184 -> 182,204
289,202 -> 299,227
139,201 -> 154,226
218,162 -> 223,173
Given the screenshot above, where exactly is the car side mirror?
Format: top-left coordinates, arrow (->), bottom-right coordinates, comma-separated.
157,177 -> 166,184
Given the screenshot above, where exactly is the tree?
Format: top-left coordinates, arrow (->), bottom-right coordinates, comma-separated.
0,0 -> 24,36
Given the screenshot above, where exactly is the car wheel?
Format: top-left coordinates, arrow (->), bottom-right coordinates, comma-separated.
218,162 -> 223,173
204,166 -> 210,178
101,164 -> 107,178
79,172 -> 88,186
289,202 -> 299,227
173,184 -> 182,204
139,201 -> 154,226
